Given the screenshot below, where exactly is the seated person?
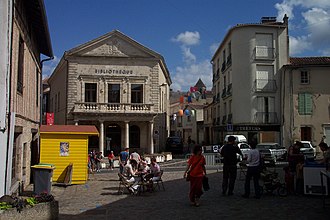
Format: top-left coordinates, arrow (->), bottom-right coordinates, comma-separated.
123,159 -> 141,193
149,157 -> 161,182
130,151 -> 141,163
137,157 -> 150,176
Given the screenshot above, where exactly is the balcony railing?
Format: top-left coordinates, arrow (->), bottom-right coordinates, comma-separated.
226,83 -> 232,96
254,79 -> 277,92
221,88 -> 227,98
255,112 -> 278,124
254,46 -> 275,60
221,61 -> 226,72
226,54 -> 232,66
73,102 -> 154,113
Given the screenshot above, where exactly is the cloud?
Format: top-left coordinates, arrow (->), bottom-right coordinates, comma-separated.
302,8 -> 330,44
181,46 -> 196,64
289,35 -> 311,55
275,0 -> 330,56
275,1 -> 294,20
172,31 -> 200,46
170,60 -> 212,92
209,43 -> 219,55
42,56 -> 60,79
170,31 -> 212,92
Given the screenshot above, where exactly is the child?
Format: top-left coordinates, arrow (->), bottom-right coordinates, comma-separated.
108,151 -> 115,170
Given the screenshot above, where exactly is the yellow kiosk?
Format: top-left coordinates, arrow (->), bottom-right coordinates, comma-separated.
39,125 -> 99,185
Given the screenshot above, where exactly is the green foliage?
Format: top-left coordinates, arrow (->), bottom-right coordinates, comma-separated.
0,193 -> 54,212
25,197 -> 38,206
0,202 -> 12,210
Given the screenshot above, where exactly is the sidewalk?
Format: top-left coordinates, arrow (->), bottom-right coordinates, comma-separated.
52,167 -> 329,220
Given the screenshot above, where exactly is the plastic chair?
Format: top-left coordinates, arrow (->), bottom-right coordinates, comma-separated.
153,170 -> 165,191
117,173 -> 133,194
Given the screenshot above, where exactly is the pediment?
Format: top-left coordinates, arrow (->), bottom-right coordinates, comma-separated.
67,31 -> 157,59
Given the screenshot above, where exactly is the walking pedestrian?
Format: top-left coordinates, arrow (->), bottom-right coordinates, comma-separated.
220,135 -> 243,196
107,151 -> 115,170
90,149 -> 96,172
95,151 -> 103,173
183,145 -> 206,207
242,144 -> 261,199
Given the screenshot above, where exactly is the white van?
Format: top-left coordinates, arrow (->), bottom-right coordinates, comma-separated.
224,135 -> 247,143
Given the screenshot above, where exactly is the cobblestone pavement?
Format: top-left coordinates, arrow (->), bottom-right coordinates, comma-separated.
50,161 -> 329,220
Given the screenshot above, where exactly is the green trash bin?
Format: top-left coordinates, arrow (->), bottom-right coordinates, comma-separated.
31,164 -> 55,195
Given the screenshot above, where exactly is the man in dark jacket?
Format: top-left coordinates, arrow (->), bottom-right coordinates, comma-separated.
220,136 -> 243,195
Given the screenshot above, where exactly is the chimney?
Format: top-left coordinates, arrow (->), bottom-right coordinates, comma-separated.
283,14 -> 288,26
261,17 -> 277,23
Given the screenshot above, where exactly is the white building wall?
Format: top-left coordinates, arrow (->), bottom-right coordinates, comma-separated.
0,0 -> 13,197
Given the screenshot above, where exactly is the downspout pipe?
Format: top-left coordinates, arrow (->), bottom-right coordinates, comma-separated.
37,56 -> 54,163
40,56 -> 54,125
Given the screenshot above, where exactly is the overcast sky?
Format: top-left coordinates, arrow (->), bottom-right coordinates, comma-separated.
43,0 -> 330,92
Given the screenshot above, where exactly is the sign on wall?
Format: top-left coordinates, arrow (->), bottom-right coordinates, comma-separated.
60,142 -> 69,156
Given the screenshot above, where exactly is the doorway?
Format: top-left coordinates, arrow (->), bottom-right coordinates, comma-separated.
106,124 -> 121,156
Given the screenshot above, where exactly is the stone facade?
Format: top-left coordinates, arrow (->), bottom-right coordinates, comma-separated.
281,57 -> 330,149
48,30 -> 171,155
1,0 -> 53,196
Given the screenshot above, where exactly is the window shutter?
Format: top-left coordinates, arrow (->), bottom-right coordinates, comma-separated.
298,93 -> 312,115
305,93 -> 312,115
298,94 -> 305,114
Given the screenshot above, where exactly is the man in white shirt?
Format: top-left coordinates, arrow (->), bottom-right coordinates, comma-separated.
242,144 -> 261,199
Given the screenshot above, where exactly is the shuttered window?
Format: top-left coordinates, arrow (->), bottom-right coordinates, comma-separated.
298,93 -> 312,115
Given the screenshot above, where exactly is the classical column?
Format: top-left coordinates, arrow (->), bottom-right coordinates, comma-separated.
99,121 -> 104,155
149,121 -> 154,154
124,121 -> 129,149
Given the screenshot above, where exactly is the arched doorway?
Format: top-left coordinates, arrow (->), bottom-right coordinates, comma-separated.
129,125 -> 140,148
106,124 -> 121,156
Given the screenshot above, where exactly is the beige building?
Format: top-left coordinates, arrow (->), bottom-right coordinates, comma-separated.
48,30 -> 171,155
0,0 -> 53,195
211,16 -> 289,145
169,79 -> 212,145
281,57 -> 330,148
203,102 -> 214,144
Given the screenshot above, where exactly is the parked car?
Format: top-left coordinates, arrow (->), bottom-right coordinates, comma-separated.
256,144 -> 273,162
165,136 -> 183,154
300,141 -> 316,159
237,143 -> 251,161
224,134 -> 247,143
256,143 -> 287,163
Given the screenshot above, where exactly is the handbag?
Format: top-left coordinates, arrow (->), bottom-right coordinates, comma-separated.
186,171 -> 191,181
203,176 -> 210,191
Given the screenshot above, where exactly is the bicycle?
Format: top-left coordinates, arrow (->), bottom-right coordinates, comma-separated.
259,169 -> 288,197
